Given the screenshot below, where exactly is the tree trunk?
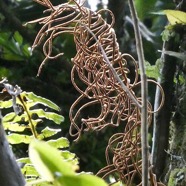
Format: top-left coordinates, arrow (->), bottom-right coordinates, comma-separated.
166,83 -> 186,186
152,1 -> 186,184
0,111 -> 25,186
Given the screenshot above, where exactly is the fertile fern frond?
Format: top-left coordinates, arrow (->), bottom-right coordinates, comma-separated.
26,1 -> 165,185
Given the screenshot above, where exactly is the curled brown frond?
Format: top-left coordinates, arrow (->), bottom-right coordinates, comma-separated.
28,0 -> 164,185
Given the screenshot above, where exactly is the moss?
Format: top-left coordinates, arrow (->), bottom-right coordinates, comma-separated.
168,168 -> 186,186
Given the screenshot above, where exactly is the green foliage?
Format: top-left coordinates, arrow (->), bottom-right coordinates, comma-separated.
0,31 -> 31,61
29,140 -> 108,186
139,60 -> 162,80
145,61 -> 160,80
135,0 -> 156,20
161,10 -> 186,42
0,88 -> 79,184
163,10 -> 186,25
161,28 -> 175,42
1,91 -> 64,140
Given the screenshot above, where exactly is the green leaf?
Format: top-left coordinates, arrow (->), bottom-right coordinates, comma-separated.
21,164 -> 39,177
139,61 -> 160,80
2,51 -> 24,61
112,181 -> 126,186
0,32 -> 25,61
37,127 -> 61,140
3,122 -> 28,132
60,151 -> 79,167
145,65 -> 160,80
17,157 -> 31,164
22,44 -> 32,57
164,10 -> 186,25
29,140 -> 107,186
161,29 -> 175,42
0,99 -> 13,109
30,109 -> 64,124
29,140 -> 76,182
3,112 -> 30,124
58,174 -> 108,186
61,151 -> 76,160
24,92 -> 61,111
47,137 -> 70,149
14,31 -> 23,45
7,133 -> 32,144
26,180 -> 54,186
3,112 -> 16,122
135,0 -> 156,19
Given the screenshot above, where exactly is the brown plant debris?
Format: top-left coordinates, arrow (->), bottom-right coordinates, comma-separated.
27,0 -> 164,185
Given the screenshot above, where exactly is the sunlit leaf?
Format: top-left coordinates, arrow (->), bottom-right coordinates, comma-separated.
60,151 -> 79,167
31,119 -> 43,127
3,122 -> 28,132
17,157 -> 31,164
112,181 -> 126,186
21,164 -> 39,177
58,174 -> 108,186
23,92 -> 61,111
3,112 -> 18,122
30,109 -> 64,124
164,10 -> 186,25
29,140 -> 76,182
37,127 -> 61,140
7,133 -> 33,144
26,180 -> 54,186
47,137 -> 69,149
61,150 -> 76,160
0,99 -> 13,108
139,61 -> 160,80
145,65 -> 159,80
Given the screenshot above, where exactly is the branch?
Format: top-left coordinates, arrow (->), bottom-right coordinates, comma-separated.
151,2 -> 186,180
128,1 -> 149,186
151,33 -> 179,180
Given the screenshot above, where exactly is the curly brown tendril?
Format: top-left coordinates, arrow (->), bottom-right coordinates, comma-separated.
28,0 -> 164,185
97,100 -> 152,185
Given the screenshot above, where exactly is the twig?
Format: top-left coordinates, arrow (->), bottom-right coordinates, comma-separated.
80,23 -> 142,108
128,1 -> 149,186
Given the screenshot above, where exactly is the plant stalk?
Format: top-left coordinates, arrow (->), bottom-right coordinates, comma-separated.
128,1 -> 149,186
80,23 -> 141,108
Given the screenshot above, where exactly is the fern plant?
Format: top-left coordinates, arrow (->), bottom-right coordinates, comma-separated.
0,79 -> 78,185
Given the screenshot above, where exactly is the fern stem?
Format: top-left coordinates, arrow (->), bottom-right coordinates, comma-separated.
80,23 -> 141,108
18,95 -> 37,138
128,1 -> 149,186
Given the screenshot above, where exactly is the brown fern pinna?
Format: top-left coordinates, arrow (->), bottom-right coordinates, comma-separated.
27,0 -> 164,185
